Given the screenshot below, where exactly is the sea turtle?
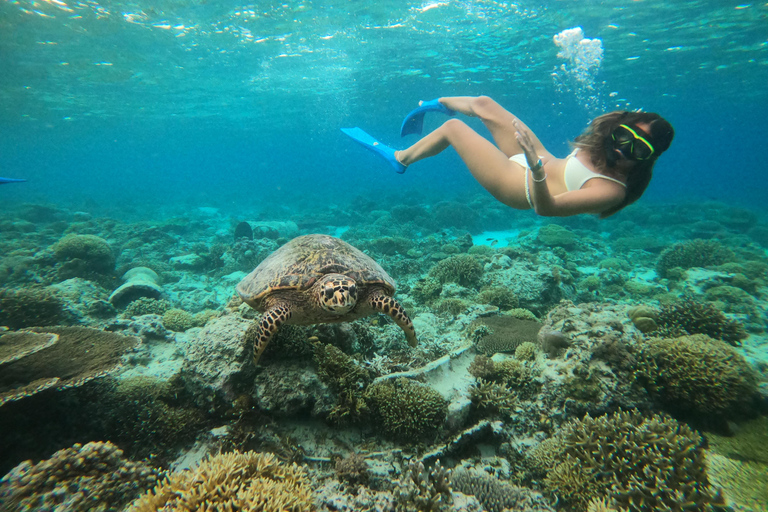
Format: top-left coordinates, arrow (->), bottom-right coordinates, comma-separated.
236,234 -> 417,365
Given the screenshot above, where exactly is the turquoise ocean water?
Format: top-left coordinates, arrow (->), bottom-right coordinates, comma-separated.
1,1 -> 768,511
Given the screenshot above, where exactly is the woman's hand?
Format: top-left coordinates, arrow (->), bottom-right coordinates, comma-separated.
513,120 -> 541,169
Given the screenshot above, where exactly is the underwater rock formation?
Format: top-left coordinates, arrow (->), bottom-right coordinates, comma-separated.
109,267 -> 164,308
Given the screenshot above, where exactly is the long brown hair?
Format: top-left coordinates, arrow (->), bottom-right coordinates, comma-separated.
573,111 -> 674,218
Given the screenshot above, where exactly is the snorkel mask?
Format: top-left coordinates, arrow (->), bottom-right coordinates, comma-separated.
611,124 -> 655,161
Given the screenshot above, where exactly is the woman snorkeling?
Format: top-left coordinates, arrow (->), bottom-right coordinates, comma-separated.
342,96 -> 674,218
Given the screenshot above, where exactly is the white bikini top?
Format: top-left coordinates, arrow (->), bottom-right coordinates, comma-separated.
564,149 -> 626,191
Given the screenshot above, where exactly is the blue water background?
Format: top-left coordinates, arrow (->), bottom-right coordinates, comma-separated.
1,0 -> 766,220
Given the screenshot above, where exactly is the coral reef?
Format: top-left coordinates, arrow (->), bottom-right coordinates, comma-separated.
451,468 -> 554,512
634,334 -> 758,417
428,254 -> 483,288
476,286 -> 519,309
469,378 -> 517,417
471,316 -> 542,355
123,297 -> 172,317
656,238 -> 735,278
0,287 -> 65,330
365,377 -> 448,442
313,341 -> 372,424
537,224 -> 578,249
161,308 -> 196,331
127,451 -> 312,511
531,410 -> 723,512
0,441 -> 158,512
396,460 -> 452,512
0,327 -> 140,407
51,234 -> 115,279
650,297 -> 748,346
334,452 -> 370,486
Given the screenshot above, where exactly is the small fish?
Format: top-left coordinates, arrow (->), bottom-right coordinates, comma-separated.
486,238 -> 498,247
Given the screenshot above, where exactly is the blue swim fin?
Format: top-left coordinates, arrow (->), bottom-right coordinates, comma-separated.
400,99 -> 456,137
341,127 -> 407,174
0,177 -> 26,184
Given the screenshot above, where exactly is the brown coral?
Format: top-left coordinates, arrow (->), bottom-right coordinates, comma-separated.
0,441 -> 158,512
0,327 -> 140,407
634,334 -> 758,416
127,451 -> 312,511
535,410 -> 723,512
471,316 -> 542,355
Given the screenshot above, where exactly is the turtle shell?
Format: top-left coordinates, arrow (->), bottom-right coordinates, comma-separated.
236,234 -> 395,304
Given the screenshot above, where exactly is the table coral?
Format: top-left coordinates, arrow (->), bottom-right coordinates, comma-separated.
0,441 -> 158,512
0,327 -> 140,407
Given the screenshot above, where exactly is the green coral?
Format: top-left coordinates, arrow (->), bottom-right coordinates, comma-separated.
434,298 -> 469,316
0,287 -> 65,329
469,378 -> 517,417
313,342 -> 372,424
650,297 -> 747,346
124,298 -> 172,317
656,239 -> 735,278
533,410 -> 723,512
161,308 -> 196,332
537,224 -> 578,249
427,254 -> 483,288
365,378 -> 447,442
476,286 -> 519,309
634,334 -> 758,417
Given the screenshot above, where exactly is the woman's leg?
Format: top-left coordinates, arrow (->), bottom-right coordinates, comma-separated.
438,96 -> 549,158
396,118 -> 530,209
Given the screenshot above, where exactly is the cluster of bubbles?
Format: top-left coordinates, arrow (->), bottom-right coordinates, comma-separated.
552,27 -> 606,113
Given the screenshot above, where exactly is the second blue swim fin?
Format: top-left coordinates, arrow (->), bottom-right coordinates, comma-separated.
0,177 -> 26,184
400,99 -> 456,137
341,127 -> 407,174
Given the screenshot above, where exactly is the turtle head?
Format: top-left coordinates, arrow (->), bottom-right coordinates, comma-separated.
316,274 -> 357,315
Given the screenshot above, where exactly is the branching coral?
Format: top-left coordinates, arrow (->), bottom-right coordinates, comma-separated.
128,451 -> 312,511
396,460 -> 452,512
534,410 -> 723,512
634,334 -> 758,416
0,441 -> 158,512
0,327 -> 140,407
646,297 -> 747,346
365,378 -> 447,442
469,378 -> 517,417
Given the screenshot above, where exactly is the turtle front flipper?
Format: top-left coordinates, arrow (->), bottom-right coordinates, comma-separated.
252,303 -> 292,365
368,292 -> 417,347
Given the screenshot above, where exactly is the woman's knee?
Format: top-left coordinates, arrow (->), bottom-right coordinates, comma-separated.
471,96 -> 511,121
